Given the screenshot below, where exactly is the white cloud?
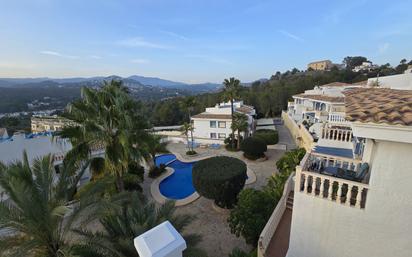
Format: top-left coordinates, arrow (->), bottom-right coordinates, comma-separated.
160,30 -> 189,40
116,37 -> 170,49
40,50 -> 79,59
378,43 -> 390,54
278,30 -> 304,42
130,58 -> 149,64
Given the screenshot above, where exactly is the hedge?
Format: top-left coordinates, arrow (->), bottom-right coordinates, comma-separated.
192,156 -> 247,208
240,137 -> 267,160
253,129 -> 278,145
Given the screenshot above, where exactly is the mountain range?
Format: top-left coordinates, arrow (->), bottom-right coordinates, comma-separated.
0,75 -> 222,93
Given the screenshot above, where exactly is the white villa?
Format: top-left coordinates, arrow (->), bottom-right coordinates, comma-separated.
191,101 -> 256,144
260,87 -> 412,257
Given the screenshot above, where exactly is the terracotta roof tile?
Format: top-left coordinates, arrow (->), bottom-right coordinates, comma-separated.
320,82 -> 351,87
236,106 -> 254,114
293,94 -> 345,103
191,113 -> 232,120
344,88 -> 412,126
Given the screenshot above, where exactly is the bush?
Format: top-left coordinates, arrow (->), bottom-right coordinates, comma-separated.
240,137 -> 267,160
186,150 -> 197,156
276,148 -> 306,173
253,129 -> 278,145
228,189 -> 275,245
229,248 -> 257,257
149,164 -> 166,178
123,173 -> 143,192
224,134 -> 240,151
128,161 -> 145,180
192,156 -> 247,208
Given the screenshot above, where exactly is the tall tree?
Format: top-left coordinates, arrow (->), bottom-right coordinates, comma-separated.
179,96 -> 196,122
143,134 -> 169,170
0,153 -> 101,257
222,77 -> 241,149
72,193 -> 207,257
59,80 -> 150,192
181,122 -> 194,152
231,112 -> 249,150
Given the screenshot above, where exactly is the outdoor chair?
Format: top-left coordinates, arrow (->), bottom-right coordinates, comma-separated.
337,163 -> 369,182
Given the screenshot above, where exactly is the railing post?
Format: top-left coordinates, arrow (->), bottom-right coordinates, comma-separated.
328,180 -> 334,200
319,178 -> 324,198
346,185 -> 352,206
336,182 -> 342,203
356,187 -> 362,208
304,174 -> 309,193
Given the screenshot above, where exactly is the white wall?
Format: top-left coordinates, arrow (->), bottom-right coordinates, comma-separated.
367,73 -> 412,90
287,140 -> 412,257
192,119 -> 232,141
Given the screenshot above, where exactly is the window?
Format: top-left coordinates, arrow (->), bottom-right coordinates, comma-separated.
210,133 -> 217,139
218,121 -> 226,128
218,133 -> 226,139
210,121 -> 217,128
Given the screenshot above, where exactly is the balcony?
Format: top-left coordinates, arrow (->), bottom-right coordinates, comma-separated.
328,112 -> 348,124
296,152 -> 369,209
321,126 -> 352,142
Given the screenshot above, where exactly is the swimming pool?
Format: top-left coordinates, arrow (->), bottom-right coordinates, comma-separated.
155,154 -> 196,200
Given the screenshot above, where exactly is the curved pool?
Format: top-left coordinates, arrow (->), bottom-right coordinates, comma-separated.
155,154 -> 196,200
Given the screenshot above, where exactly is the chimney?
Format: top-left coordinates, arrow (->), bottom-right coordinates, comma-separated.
134,221 -> 187,257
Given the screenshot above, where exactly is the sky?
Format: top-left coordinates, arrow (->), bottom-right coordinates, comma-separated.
0,0 -> 411,83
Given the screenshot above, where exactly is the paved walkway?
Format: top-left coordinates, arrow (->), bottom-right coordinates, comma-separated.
265,208 -> 293,257
276,124 -> 297,151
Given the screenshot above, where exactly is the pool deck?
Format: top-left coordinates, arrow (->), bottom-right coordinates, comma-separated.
150,154 -> 256,206
141,124 -> 296,257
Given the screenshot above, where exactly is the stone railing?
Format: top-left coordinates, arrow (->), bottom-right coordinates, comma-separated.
321,127 -> 352,142
296,152 -> 369,209
258,173 -> 295,257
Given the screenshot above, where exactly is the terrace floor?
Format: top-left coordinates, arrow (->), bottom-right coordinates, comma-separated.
141,123 -> 296,256
265,208 -> 292,257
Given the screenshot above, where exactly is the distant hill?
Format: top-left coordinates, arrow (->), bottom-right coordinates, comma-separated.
0,75 -> 222,93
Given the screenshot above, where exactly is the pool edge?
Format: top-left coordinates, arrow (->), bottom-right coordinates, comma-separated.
151,167 -> 200,206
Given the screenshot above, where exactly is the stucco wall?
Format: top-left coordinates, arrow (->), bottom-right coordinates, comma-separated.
192,119 -> 232,141
282,111 -> 314,151
287,140 -> 412,257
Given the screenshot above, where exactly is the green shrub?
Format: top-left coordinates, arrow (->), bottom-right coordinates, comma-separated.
123,173 -> 143,192
149,164 -> 166,178
192,156 -> 247,208
228,248 -> 257,257
276,148 -> 306,173
224,134 -> 240,151
128,161 -> 145,180
228,188 -> 275,245
253,129 -> 278,145
240,137 -> 267,160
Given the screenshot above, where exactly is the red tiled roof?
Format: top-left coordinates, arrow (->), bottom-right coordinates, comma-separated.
293,94 -> 345,103
344,88 -> 412,126
191,113 -> 232,120
320,82 -> 351,88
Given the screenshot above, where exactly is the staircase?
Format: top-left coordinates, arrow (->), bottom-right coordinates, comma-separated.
286,191 -> 294,211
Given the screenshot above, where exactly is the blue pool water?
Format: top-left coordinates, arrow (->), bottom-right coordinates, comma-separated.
156,154 -> 196,200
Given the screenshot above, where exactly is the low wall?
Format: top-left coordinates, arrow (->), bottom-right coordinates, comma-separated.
282,111 -> 314,151
258,173 -> 295,257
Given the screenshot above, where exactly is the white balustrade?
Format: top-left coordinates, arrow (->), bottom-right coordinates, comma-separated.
321,127 -> 353,142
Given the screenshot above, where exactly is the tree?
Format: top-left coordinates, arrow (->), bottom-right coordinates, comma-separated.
181,122 -> 195,153
72,193 -> 207,257
192,156 -> 247,208
222,77 -> 241,149
59,80 -> 150,192
0,153 -> 101,256
231,113 -> 249,149
240,137 -> 267,160
143,134 -> 168,170
343,56 -> 368,69
228,189 -> 275,245
179,96 -> 196,122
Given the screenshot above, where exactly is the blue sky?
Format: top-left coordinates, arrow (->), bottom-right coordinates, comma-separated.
0,0 -> 411,83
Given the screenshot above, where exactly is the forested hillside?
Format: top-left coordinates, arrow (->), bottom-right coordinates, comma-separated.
146,57 -> 411,126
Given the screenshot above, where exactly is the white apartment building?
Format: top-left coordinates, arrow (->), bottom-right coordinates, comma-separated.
31,115 -> 74,133
286,88 -> 412,257
352,61 -> 378,72
191,101 -> 256,144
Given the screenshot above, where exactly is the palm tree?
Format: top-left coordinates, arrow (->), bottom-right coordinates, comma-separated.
181,122 -> 194,152
179,96 -> 196,122
222,77 -> 241,149
0,153 -> 98,256
72,193 -> 207,257
231,113 -> 249,150
59,80 -> 150,192
143,134 -> 169,170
